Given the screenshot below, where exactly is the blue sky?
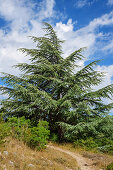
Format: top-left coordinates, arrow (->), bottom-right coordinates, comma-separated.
0,0 -> 113,112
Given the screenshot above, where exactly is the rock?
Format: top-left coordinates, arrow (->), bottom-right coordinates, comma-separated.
3,151 -> 8,156
13,152 -> 17,155
9,161 -> 14,166
28,164 -> 35,168
2,165 -> 7,170
84,163 -> 88,166
48,160 -> 53,165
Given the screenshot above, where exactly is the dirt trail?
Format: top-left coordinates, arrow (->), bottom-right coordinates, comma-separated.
47,145 -> 97,170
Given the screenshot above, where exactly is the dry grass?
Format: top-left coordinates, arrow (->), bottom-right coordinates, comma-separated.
0,139 -> 113,170
50,142 -> 113,170
81,151 -> 113,169
0,138 -> 79,170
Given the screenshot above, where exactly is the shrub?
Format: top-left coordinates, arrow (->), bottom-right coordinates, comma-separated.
96,137 -> 113,147
98,145 -> 113,155
73,137 -> 98,150
7,116 -> 30,140
26,120 -> 50,150
0,124 -> 10,144
73,137 -> 113,154
50,133 -> 59,142
96,138 -> 113,154
106,162 -> 113,170
7,117 -> 50,150
0,114 -> 10,145
7,116 -> 30,128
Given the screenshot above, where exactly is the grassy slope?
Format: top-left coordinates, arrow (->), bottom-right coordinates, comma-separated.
0,138 -> 113,170
0,138 -> 78,170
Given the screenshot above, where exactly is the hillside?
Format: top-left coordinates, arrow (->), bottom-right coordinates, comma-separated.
0,138 -> 78,170
0,138 -> 113,170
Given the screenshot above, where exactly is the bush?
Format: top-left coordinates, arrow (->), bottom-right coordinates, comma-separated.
96,138 -> 113,154
7,117 -> 50,150
26,120 -> 50,150
0,124 -> 10,144
106,162 -> 113,170
0,114 -> 10,145
98,145 -> 113,155
96,137 -> 113,147
7,116 -> 30,140
7,116 -> 30,128
73,137 -> 98,150
73,137 -> 113,154
50,133 -> 59,142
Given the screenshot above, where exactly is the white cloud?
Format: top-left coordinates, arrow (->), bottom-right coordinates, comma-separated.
0,1 -> 113,75
0,0 -> 56,75
37,0 -> 55,20
0,0 -> 34,30
75,0 -> 88,8
75,0 -> 97,8
102,39 -> 113,52
107,0 -> 113,5
1,0 -> 113,77
0,0 -> 56,30
55,11 -> 113,59
88,11 -> 113,28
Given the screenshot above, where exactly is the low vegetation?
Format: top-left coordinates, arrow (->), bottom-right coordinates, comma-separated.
73,137 -> 113,154
0,115 -> 50,150
106,162 -> 113,170
0,114 -> 113,169
0,138 -> 79,170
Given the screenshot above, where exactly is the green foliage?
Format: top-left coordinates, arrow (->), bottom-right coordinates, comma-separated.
0,114 -> 10,145
106,162 -> 113,170
0,123 -> 10,144
60,116 -> 113,142
26,121 -> 50,150
7,117 -> 50,150
97,138 -> 113,147
0,23 -> 113,142
7,116 -> 30,127
0,113 -> 4,123
50,133 -> 59,142
73,137 -> 113,154
7,116 -> 30,139
98,145 -> 113,155
97,138 -> 113,155
73,137 -> 98,150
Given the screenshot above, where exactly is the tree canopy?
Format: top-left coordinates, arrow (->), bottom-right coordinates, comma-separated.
0,23 -> 113,140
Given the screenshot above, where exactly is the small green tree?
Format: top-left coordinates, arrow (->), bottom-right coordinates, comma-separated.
7,116 -> 30,139
0,114 -> 10,145
0,23 -> 113,140
27,120 -> 50,150
7,117 -> 50,150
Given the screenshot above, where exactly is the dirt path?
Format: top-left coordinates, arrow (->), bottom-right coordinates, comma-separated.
47,145 -> 97,170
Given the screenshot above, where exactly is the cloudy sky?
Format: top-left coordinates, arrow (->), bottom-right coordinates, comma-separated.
0,0 -> 113,112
